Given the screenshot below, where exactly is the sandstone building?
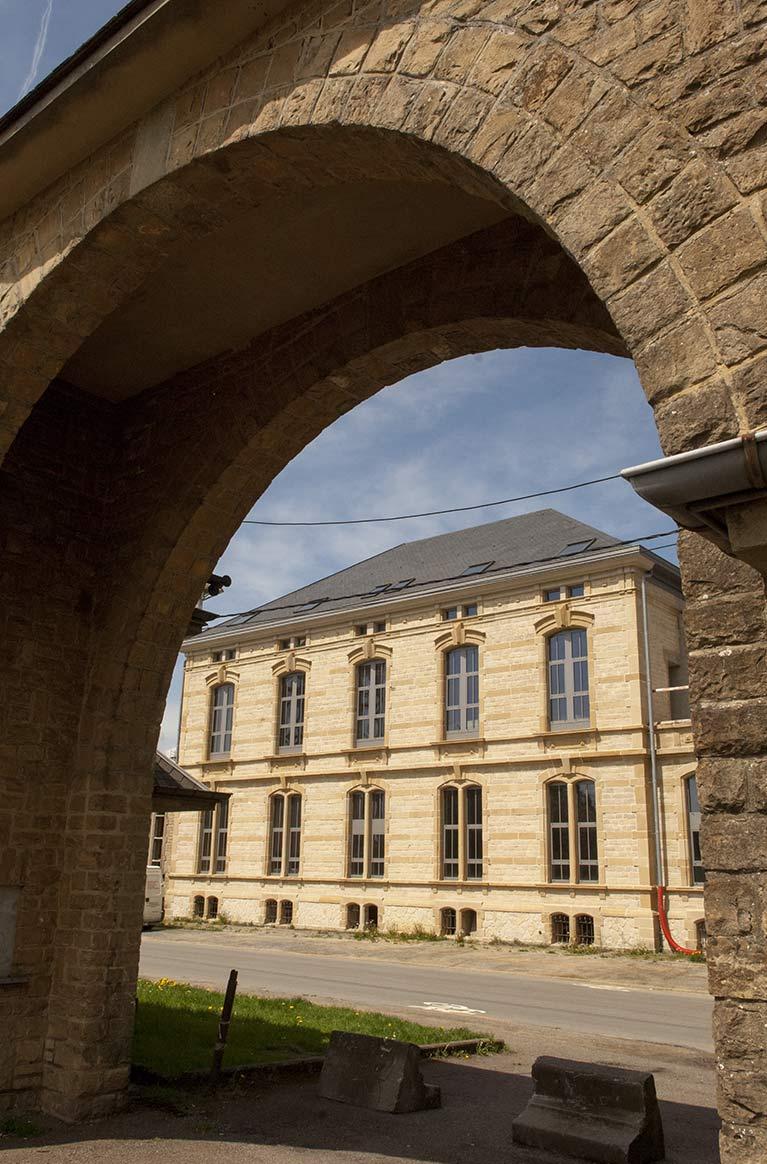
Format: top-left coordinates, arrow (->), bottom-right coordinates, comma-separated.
164,510 -> 701,949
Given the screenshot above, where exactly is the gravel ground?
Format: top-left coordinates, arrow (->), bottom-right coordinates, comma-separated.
2,1021 -> 718,1163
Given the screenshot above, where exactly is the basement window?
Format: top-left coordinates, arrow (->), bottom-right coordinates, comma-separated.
575,914 -> 595,946
551,913 -> 570,944
440,907 -> 457,936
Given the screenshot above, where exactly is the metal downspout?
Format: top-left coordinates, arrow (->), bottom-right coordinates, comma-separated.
640,573 -> 665,893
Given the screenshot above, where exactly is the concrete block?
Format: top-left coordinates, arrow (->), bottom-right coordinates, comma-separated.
512,1056 -> 665,1164
318,1031 -> 441,1113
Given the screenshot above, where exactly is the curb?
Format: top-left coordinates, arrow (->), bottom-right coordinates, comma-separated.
131,1037 -> 503,1090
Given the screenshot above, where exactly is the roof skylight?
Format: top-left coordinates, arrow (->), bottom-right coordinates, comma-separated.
460,561 -> 494,576
561,539 -> 596,556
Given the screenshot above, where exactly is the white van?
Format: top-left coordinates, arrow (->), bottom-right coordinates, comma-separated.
143,865 -> 163,927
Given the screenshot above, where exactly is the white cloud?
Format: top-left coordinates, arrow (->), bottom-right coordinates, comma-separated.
18,0 -> 53,98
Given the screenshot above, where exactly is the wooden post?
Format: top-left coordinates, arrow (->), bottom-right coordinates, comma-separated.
210,969 -> 238,1085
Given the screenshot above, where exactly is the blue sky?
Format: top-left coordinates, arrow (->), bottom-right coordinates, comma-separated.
0,1 -> 127,114
160,347 -> 672,750
1,5 -> 674,753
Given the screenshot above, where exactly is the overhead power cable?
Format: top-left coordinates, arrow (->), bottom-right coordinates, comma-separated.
242,472 -> 622,527
206,527 -> 680,624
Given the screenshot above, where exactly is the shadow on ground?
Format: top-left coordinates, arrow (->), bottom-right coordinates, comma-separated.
1,1056 -> 720,1163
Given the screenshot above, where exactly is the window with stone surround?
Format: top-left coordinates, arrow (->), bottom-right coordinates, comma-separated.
209,682 -> 235,756
460,908 -> 478,936
347,788 -> 385,878
547,629 -> 589,729
198,800 -> 229,875
268,791 -> 302,877
546,778 -> 598,885
440,907 -> 457,936
355,659 -> 386,744
264,898 -> 278,923
440,784 -> 483,881
685,774 -> 705,885
444,645 -> 479,737
346,903 -> 360,929
575,914 -> 595,945
551,913 -> 570,944
278,671 -> 305,753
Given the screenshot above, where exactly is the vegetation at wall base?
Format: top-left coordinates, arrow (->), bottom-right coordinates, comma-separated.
133,978 -> 494,1078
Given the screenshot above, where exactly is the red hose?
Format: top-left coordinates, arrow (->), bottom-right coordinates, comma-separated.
655,885 -> 702,956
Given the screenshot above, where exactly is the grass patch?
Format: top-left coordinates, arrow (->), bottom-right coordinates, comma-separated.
134,978 -> 494,1079
0,1116 -> 42,1139
353,924 -> 451,944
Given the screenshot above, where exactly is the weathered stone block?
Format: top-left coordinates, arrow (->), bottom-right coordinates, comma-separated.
512,1056 -> 665,1164
318,1031 -> 440,1113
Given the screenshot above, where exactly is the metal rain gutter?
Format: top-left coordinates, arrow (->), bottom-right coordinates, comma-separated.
621,430 -> 767,552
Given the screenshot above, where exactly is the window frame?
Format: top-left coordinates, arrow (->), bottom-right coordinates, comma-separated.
444,644 -> 480,739
277,670 -> 306,754
439,783 -> 484,882
149,812 -> 166,867
346,787 -> 386,879
355,658 -> 387,746
547,628 -> 590,731
685,773 -> 705,886
197,800 -> 229,875
267,790 -> 303,878
545,777 -> 600,886
208,681 -> 235,757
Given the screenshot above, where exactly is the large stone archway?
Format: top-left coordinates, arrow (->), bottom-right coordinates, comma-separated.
1,2 -> 766,1157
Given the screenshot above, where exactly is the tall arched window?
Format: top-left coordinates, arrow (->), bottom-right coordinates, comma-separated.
445,645 -> 479,738
209,682 -> 235,756
347,788 -> 385,878
278,672 -> 305,753
440,784 -> 483,881
548,629 -> 589,729
268,791 -> 302,877
197,799 -> 229,875
355,660 -> 387,743
685,774 -> 704,885
547,778 -> 598,884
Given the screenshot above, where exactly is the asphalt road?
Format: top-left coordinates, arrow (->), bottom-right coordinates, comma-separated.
139,932 -> 714,1052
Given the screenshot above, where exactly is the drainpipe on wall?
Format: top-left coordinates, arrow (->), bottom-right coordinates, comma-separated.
640,572 -> 702,957
640,573 -> 665,891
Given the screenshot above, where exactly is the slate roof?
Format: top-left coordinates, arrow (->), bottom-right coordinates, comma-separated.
152,751 -> 228,811
203,509 -> 666,637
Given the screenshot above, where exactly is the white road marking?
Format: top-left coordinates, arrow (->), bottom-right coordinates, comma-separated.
578,983 -> 632,993
409,1002 -> 487,1015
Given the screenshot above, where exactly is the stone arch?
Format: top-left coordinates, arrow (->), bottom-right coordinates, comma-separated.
1,5 -> 766,1150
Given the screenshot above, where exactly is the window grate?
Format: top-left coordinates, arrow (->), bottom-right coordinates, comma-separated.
441,907 -> 456,936
575,914 -> 594,945
551,913 -> 570,944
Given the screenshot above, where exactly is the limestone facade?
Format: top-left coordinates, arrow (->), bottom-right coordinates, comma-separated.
165,542 -> 700,949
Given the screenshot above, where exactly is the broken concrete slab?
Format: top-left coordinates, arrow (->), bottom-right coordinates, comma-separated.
512,1055 -> 665,1164
318,1030 -> 441,1114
